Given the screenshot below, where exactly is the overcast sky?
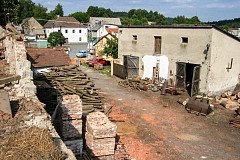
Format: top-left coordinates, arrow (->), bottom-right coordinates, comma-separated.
32,0 -> 240,22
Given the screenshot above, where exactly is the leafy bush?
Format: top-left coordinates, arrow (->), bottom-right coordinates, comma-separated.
47,32 -> 66,47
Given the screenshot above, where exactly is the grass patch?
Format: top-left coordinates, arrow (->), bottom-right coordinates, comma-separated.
81,63 -> 111,77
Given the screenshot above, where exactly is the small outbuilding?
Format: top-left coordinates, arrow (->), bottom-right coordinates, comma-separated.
117,25 -> 240,96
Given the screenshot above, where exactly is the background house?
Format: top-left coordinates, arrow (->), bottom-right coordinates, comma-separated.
20,17 -> 48,48
228,28 -> 240,38
89,17 -> 121,41
27,48 -> 70,73
117,25 -> 240,95
44,17 -> 88,43
93,33 -> 117,56
21,17 -> 46,40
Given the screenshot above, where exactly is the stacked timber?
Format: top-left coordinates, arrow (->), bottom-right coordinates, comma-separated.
61,95 -> 83,156
42,65 -> 102,112
218,90 -> 240,110
118,77 -> 149,91
86,112 -> 117,159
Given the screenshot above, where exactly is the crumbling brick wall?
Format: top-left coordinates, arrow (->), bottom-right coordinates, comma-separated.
3,33 -> 36,99
60,95 -> 83,156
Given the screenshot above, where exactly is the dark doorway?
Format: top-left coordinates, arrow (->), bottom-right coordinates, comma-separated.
154,36 -> 161,54
176,62 -> 200,96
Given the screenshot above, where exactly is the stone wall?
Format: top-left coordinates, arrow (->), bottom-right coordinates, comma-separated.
3,33 -> 36,99
1,26 -> 77,160
20,99 -> 77,160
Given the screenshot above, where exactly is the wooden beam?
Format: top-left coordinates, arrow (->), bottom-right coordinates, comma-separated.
0,75 -> 21,85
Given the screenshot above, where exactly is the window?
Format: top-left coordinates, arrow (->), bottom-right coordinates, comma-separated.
154,36 -> 162,54
72,29 -> 75,33
182,37 -> 188,43
79,30 -> 81,33
133,35 -> 137,41
65,29 -> 68,33
79,37 -> 82,41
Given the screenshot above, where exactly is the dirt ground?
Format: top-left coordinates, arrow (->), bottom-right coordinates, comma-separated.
82,66 -> 240,160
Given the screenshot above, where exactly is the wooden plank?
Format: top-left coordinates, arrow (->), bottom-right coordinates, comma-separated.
0,75 -> 21,85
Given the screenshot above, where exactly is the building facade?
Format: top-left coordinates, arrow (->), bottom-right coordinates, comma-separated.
118,25 -> 240,95
44,17 -> 88,43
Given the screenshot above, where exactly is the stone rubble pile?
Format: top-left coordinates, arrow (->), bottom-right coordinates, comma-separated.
86,111 -> 117,159
60,95 -> 83,156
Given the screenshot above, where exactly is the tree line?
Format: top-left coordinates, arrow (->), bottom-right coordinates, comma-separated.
0,0 -> 63,26
1,0 -> 239,29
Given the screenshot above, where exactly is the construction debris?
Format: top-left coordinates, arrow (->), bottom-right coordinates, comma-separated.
36,65 -> 103,113
218,90 -> 240,110
86,112 -> 117,158
118,77 -> 149,91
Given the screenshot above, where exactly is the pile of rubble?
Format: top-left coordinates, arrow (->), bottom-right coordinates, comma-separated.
0,99 -> 76,160
216,90 -> 240,110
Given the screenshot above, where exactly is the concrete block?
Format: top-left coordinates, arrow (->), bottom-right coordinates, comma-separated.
86,132 -> 115,157
87,112 -> 117,138
64,139 -> 83,156
62,120 -> 82,139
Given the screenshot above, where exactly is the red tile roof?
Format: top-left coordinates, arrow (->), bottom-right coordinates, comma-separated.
44,17 -> 86,28
106,28 -> 119,33
27,48 -> 70,68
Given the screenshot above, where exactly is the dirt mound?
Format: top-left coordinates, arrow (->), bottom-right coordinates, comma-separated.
0,127 -> 62,160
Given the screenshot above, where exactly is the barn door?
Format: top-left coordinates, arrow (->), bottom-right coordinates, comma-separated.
154,36 -> 161,54
176,62 -> 186,89
191,66 -> 201,96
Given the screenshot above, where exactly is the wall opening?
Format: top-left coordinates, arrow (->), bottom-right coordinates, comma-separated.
176,62 -> 200,96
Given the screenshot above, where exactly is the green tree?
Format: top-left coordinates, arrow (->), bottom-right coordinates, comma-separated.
0,0 -> 19,26
87,6 -> 113,17
103,38 -> 118,58
188,16 -> 201,24
47,32 -> 66,47
69,12 -> 89,23
48,3 -> 64,19
33,4 -> 48,25
219,25 -> 230,31
173,15 -> 188,24
54,3 -> 64,16
16,0 -> 35,24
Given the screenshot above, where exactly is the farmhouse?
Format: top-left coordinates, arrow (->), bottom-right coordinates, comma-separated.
94,33 -> 117,56
118,25 -> 240,95
44,17 -> 88,43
